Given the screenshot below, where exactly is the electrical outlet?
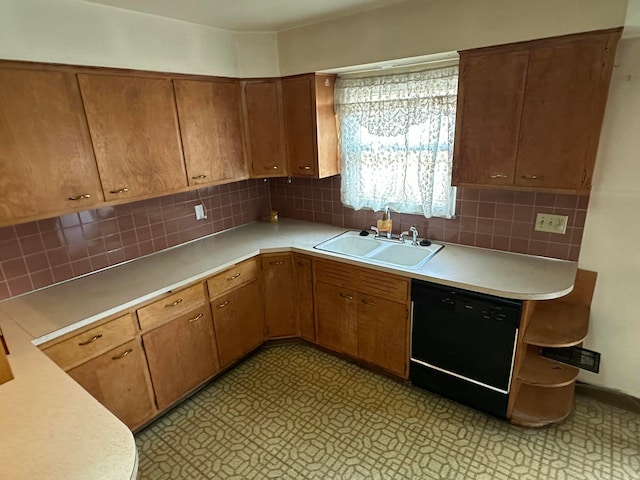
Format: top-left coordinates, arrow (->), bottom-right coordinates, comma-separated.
535,213 -> 568,234
194,204 -> 206,220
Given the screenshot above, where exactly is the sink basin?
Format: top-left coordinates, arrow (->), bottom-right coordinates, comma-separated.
314,231 -> 443,269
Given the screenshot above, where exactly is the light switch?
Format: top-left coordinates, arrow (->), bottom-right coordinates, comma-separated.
194,204 -> 206,220
535,213 -> 568,234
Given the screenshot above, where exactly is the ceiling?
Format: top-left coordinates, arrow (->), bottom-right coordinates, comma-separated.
83,0 -> 408,32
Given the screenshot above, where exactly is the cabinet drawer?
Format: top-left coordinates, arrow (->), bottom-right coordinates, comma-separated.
206,258 -> 258,298
43,314 -> 136,370
137,283 -> 206,332
357,268 -> 409,303
314,259 -> 357,288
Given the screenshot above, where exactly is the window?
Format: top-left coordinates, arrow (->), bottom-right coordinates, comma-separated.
334,66 -> 458,218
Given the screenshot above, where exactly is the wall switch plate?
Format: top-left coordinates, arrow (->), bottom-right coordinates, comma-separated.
535,213 -> 568,234
194,204 -> 206,220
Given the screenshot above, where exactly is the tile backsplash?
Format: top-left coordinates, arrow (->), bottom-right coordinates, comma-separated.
0,174 -> 589,301
269,176 -> 588,262
0,179 -> 270,301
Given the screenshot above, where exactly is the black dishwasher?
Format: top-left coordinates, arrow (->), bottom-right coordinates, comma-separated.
410,280 -> 522,419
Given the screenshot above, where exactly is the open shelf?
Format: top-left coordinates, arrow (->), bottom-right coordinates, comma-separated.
524,301 -> 590,347
517,346 -> 579,387
511,382 -> 575,427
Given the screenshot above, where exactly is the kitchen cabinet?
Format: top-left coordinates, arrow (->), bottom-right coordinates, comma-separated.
282,74 -> 339,178
174,79 -> 248,186
261,253 -> 297,338
453,28 -> 621,192
294,254 -> 315,342
78,73 -> 188,201
313,259 -> 410,376
137,283 -> 220,411
0,67 -> 104,225
241,79 -> 288,177
207,259 -> 265,368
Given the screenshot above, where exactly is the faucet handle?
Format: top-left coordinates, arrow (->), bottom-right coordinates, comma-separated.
409,226 -> 419,245
370,226 -> 380,237
399,230 -> 410,243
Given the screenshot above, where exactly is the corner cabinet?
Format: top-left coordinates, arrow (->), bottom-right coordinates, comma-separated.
282,74 -> 340,178
453,28 -> 622,193
261,253 -> 298,338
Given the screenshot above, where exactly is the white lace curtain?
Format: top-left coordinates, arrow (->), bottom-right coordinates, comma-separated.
334,66 -> 459,218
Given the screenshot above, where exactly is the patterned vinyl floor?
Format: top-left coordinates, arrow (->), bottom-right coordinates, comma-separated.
136,343 -> 640,479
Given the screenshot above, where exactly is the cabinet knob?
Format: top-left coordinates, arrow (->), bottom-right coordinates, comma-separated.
110,187 -> 130,194
521,175 -> 544,181
489,174 -> 508,179
298,166 -> 312,171
111,348 -> 133,360
217,300 -> 230,309
361,299 -> 376,306
269,261 -> 285,266
227,273 -> 241,281
165,298 -> 183,307
188,313 -> 204,323
68,194 -> 92,201
339,293 -> 354,301
191,175 -> 207,180
264,165 -> 279,170
78,334 -> 102,346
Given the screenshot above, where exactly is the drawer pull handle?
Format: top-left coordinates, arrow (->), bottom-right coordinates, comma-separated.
298,165 -> 312,170
110,187 -> 130,194
489,174 -> 508,179
218,300 -> 230,309
166,298 -> 183,307
188,313 -> 204,323
227,273 -> 241,281
68,193 -> 91,201
191,175 -> 207,179
361,299 -> 376,306
78,334 -> 102,346
264,165 -> 279,170
269,261 -> 285,265
521,175 -> 544,181
340,293 -> 354,301
112,348 -> 133,360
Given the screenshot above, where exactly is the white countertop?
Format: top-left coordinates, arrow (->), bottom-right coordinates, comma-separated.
0,218 -> 578,480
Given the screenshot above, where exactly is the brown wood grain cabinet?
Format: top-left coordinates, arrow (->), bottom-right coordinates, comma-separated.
241,79 -> 288,177
261,253 -> 297,338
315,281 -> 359,357
294,254 -> 315,342
453,29 -> 621,193
0,67 -> 104,225
282,74 -> 340,178
67,338 -> 157,430
174,79 -> 248,186
78,73 -> 188,201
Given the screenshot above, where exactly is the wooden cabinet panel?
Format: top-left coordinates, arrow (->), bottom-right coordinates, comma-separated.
67,338 -> 156,430
137,283 -> 207,332
0,68 -> 103,223
261,254 -> 297,338
453,50 -> 529,186
282,74 -> 339,179
242,80 -> 287,177
43,314 -> 136,370
294,254 -> 315,342
357,268 -> 409,303
211,280 -> 265,368
78,74 -> 187,201
357,294 -> 408,377
174,79 -> 248,186
143,308 -> 220,411
315,281 -> 358,357
516,35 -> 617,190
206,258 -> 258,299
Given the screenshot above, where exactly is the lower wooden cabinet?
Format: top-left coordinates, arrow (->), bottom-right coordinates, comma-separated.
67,338 -> 156,430
211,280 -> 265,368
261,253 -> 297,338
294,254 -> 315,342
315,281 -> 358,357
142,308 -> 220,411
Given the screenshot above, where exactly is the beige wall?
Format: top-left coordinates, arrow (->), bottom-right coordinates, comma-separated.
0,0 -> 279,77
578,36 -> 640,398
277,0 -> 628,75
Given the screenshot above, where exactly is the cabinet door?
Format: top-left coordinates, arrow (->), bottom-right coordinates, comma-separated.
453,50 -> 529,186
242,80 -> 287,177
0,68 -> 103,223
78,74 -> 187,201
67,338 -> 156,430
261,254 -> 297,338
174,79 -> 248,186
294,255 -> 315,342
516,34 -> 617,190
315,281 -> 358,357
357,294 -> 408,377
142,308 -> 220,411
211,280 -> 265,368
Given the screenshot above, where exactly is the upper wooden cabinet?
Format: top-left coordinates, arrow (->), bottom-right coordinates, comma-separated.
174,79 -> 248,186
282,74 -> 339,178
0,68 -> 104,224
78,74 -> 188,201
453,29 -> 621,192
241,79 -> 288,177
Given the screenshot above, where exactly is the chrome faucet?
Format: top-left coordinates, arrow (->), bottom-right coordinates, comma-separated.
384,207 -> 392,239
410,226 -> 419,246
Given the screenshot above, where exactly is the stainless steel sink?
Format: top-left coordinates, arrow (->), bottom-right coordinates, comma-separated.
314,230 -> 443,269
